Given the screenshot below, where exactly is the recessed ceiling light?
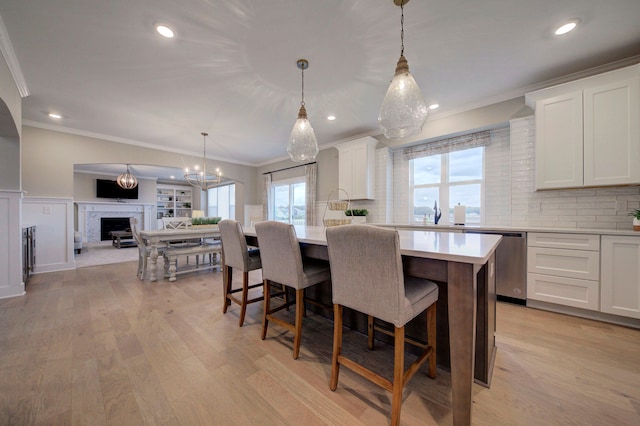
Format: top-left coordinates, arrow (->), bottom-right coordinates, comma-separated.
156,24 -> 174,38
327,115 -> 336,121
170,175 -> 175,179
554,19 -> 579,35
429,104 -> 439,110
48,113 -> 62,119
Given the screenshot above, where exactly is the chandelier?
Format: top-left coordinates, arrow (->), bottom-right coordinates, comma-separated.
378,0 -> 429,139
116,164 -> 138,189
287,59 -> 319,162
184,132 -> 223,191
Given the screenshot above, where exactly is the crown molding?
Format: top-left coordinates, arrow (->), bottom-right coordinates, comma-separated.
22,120 -> 257,167
0,14 -> 29,98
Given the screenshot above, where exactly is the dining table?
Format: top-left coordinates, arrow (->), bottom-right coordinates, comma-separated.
138,227 -> 220,282
244,225 -> 501,426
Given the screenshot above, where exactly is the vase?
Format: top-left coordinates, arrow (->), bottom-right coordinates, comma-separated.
634,217 -> 640,231
350,216 -> 367,224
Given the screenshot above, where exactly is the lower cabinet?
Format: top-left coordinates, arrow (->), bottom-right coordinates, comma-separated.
527,233 -> 600,311
601,235 -> 640,319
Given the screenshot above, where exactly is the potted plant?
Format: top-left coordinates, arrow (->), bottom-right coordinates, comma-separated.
344,209 -> 369,224
630,209 -> 640,231
191,216 -> 222,228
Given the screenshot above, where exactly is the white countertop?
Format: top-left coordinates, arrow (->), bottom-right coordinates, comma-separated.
246,225 -> 502,265
376,223 -> 640,237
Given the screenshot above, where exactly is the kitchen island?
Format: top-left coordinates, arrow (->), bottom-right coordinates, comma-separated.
245,225 -> 501,426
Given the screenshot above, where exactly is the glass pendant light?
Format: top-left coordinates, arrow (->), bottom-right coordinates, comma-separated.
287,59 -> 319,162
116,164 -> 138,189
378,0 -> 428,139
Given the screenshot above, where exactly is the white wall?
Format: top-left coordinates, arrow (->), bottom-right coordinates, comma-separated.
21,126 -> 258,200
22,197 -> 75,273
73,171 -> 157,204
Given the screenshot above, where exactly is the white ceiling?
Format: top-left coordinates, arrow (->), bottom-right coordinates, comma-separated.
2,0 -> 640,170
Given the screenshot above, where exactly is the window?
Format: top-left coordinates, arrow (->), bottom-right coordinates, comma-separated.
411,147 -> 483,225
207,183 -> 235,220
270,178 -> 306,225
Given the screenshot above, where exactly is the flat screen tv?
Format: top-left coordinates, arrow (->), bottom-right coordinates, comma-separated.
96,179 -> 138,200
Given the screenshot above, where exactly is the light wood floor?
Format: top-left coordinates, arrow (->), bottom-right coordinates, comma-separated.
1,261 -> 639,425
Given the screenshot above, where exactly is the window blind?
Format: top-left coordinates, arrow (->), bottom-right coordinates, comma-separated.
401,130 -> 491,160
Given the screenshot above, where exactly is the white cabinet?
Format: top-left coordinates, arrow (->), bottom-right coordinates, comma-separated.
336,136 -> 378,200
156,185 -> 192,218
526,64 -> 640,190
527,232 -> 600,310
584,76 -> 640,186
601,235 -> 640,319
533,91 -> 584,189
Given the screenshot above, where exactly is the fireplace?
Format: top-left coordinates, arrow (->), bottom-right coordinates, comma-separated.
76,202 -> 152,243
101,217 -> 132,241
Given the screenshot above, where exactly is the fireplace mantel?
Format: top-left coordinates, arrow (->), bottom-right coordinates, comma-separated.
75,201 -> 155,242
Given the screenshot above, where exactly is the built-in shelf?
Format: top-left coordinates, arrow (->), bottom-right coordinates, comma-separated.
157,185 -> 192,219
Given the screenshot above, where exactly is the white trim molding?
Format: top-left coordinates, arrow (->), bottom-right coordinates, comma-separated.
0,190 -> 25,299
0,14 -> 29,98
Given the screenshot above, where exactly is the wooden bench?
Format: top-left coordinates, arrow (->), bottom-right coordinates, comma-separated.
110,230 -> 136,248
163,243 -> 222,282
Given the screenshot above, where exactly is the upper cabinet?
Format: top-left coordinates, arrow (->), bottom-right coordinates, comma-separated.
526,64 -> 640,190
336,136 -> 378,200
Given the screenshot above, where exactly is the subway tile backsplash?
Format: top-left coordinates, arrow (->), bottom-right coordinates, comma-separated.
504,116 -> 640,230
348,115 -> 640,231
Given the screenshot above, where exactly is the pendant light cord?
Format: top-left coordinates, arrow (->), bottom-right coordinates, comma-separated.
202,132 -> 207,178
400,1 -> 405,57
300,65 -> 305,107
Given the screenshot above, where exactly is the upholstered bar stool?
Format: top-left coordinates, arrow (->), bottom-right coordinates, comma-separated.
326,225 -> 438,426
219,220 -> 264,327
255,221 -> 331,359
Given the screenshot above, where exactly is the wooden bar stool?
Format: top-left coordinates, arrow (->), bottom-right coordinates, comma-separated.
255,221 -> 331,359
326,224 -> 438,426
219,220 -> 263,327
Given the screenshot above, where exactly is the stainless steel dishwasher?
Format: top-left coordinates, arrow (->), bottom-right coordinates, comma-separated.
464,230 -> 527,304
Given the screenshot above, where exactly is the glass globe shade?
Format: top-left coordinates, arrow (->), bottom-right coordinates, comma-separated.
287,109 -> 319,162
379,64 -> 428,139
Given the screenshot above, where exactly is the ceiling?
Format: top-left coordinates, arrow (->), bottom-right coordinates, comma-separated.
2,0 -> 640,169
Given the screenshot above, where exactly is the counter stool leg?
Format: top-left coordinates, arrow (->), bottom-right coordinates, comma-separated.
261,280 -> 271,340
391,325 -> 405,426
330,304 -> 343,391
293,289 -> 304,359
222,265 -> 232,314
239,271 -> 249,327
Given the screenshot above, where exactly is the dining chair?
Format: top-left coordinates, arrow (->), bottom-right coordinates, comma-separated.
162,217 -> 192,229
255,221 -> 331,359
325,224 -> 438,426
219,220 -> 264,327
130,217 -> 165,280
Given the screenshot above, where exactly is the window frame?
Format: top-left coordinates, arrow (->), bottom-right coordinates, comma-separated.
269,176 -> 306,225
409,146 -> 485,225
207,183 -> 236,220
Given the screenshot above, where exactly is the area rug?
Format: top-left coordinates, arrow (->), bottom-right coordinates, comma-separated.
74,241 -> 139,268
